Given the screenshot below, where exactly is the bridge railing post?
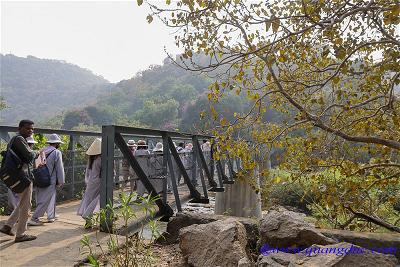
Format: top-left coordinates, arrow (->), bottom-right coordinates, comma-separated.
166,135 -> 201,200
192,136 -> 208,199
194,137 -> 213,187
100,125 -> 115,232
163,133 -> 181,212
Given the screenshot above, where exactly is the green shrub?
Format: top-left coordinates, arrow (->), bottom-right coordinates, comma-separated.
266,182 -> 315,214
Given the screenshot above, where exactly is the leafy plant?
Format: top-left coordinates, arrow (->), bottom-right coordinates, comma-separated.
80,191 -> 161,267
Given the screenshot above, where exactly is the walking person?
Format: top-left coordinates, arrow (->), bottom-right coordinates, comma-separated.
184,143 -> 197,186
7,136 -> 37,212
0,120 -> 45,242
135,140 -> 150,198
175,142 -> 186,184
28,134 -> 65,226
153,142 -> 173,194
121,140 -> 136,192
77,138 -> 102,228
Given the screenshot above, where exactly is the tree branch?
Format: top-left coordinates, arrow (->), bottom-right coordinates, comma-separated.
345,206 -> 400,233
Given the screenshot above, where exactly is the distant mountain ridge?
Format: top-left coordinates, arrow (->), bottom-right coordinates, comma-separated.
0,54 -> 112,125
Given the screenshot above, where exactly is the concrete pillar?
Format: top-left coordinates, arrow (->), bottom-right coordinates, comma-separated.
214,174 -> 262,218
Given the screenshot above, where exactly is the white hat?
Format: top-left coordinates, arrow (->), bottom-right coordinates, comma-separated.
86,138 -> 102,155
185,143 -> 193,150
136,139 -> 148,148
26,136 -> 37,144
153,142 -> 163,152
47,133 -> 64,144
127,140 -> 136,147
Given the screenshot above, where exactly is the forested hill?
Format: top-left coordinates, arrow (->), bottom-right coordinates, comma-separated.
58,57 -> 256,132
0,54 -> 112,125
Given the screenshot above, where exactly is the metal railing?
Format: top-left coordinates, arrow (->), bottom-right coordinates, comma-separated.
0,125 -> 242,231
100,125 -> 245,230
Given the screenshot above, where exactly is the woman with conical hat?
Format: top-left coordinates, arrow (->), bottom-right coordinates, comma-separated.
77,138 -> 102,228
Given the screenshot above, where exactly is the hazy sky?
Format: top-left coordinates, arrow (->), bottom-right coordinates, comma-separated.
1,1 -> 181,82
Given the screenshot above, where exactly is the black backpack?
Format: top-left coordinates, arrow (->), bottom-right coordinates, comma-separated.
32,149 -> 57,188
0,136 -> 32,193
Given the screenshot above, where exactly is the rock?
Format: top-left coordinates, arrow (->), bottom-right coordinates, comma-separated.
320,228 -> 400,260
256,242 -> 399,267
259,210 -> 336,249
179,219 -> 251,267
158,212 -> 259,251
238,257 -> 254,267
296,243 -> 399,267
257,253 -> 297,267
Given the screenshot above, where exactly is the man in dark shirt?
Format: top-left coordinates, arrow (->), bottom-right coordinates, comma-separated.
0,120 -> 44,242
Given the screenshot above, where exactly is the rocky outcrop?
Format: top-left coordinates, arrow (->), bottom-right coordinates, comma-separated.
257,242 -> 399,267
179,219 -> 250,267
159,212 -> 259,250
320,228 -> 400,260
259,209 -> 336,249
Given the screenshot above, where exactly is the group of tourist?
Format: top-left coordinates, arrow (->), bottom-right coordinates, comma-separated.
120,140 -> 208,194
0,120 -> 98,241
0,120 -> 65,242
0,119 -> 212,242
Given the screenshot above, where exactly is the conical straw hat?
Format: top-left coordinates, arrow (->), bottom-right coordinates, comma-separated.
86,138 -> 102,155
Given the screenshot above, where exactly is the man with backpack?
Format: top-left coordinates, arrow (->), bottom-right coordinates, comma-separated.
0,120 -> 45,242
28,134 -> 65,226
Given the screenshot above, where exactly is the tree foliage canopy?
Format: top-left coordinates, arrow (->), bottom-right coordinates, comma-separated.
145,0 -> 400,231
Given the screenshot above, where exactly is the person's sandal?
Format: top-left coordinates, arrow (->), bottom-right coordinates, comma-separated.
15,234 -> 37,243
0,225 -> 15,236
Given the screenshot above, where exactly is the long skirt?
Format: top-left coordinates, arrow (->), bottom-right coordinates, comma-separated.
77,180 -> 100,219
32,184 -> 57,219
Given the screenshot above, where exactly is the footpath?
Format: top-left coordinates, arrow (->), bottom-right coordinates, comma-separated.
0,200 -> 111,267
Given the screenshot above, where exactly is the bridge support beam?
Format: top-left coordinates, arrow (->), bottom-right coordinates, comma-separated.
214,170 -> 262,218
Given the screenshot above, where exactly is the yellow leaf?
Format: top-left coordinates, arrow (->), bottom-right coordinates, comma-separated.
332,76 -> 340,84
278,55 -> 287,63
272,20 -> 279,33
220,117 -> 228,126
146,15 -> 153,23
265,21 -> 271,32
137,0 -> 143,6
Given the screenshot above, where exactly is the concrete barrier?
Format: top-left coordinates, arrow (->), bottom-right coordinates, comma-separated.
214,177 -> 262,218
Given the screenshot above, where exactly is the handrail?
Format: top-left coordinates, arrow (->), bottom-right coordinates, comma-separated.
0,125 -> 213,139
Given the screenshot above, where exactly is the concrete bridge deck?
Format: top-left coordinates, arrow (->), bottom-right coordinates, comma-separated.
0,185 -> 194,267
1,200 -> 104,267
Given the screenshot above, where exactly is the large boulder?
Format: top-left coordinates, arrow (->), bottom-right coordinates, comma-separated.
259,209 -> 336,249
179,219 -> 251,267
159,212 -> 259,250
257,242 -> 399,267
320,228 -> 400,260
